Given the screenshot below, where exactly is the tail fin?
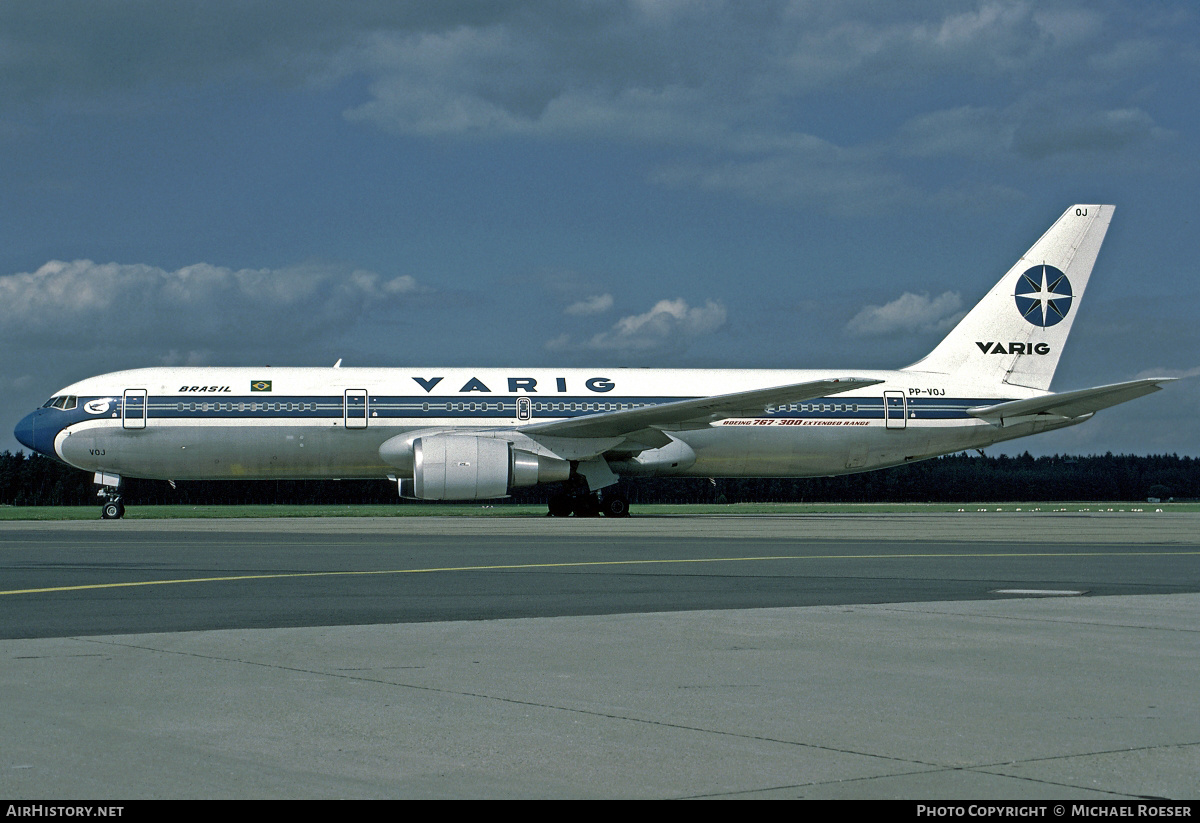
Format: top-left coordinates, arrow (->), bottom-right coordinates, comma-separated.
905,204 -> 1114,390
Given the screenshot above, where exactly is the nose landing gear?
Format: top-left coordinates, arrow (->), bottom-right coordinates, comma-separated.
96,472 -> 125,519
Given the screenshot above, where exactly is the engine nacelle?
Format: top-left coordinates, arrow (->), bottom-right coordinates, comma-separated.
396,435 -> 571,500
414,435 -> 510,500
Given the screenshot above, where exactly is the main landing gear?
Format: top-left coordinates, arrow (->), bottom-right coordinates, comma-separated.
547,484 -> 630,518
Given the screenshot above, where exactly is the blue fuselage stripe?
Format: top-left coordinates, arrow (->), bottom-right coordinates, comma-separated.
24,394 -> 1010,452
133,394 -> 1002,421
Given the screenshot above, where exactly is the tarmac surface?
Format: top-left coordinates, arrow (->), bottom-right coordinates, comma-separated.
1,512 -> 1198,799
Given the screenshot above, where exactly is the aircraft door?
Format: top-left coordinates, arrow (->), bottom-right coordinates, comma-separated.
123,389 -> 148,430
884,391 -> 906,430
517,396 -> 532,421
344,390 -> 368,429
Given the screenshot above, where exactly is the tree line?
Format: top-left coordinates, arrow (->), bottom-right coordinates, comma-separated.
1,450 -> 1195,506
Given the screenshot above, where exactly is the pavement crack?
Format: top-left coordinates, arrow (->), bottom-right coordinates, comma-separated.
76,635 -> 956,773
871,605 -> 1200,634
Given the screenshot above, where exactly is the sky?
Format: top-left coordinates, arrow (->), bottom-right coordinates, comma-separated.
2,0 -> 1197,458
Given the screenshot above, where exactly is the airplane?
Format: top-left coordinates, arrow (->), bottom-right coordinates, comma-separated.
13,204 -> 1175,519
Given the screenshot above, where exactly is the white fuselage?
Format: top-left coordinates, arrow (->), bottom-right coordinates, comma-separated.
25,366 -> 1068,483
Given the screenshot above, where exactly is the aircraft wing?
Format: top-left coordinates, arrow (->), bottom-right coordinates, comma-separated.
520,377 -> 884,441
967,378 -> 1175,425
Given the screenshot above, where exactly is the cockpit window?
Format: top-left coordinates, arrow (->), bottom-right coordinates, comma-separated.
44,395 -> 78,410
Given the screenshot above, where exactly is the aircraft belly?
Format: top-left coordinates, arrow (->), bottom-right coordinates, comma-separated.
681,426 -> 865,477
61,423 -> 401,480
679,421 -> 985,478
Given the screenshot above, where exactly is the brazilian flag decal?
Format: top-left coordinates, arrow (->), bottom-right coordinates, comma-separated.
251,380 -> 272,392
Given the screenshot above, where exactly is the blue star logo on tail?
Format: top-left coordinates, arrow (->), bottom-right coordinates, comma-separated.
1015,264 -> 1073,327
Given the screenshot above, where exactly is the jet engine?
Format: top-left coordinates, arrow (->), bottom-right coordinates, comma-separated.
388,434 -> 571,500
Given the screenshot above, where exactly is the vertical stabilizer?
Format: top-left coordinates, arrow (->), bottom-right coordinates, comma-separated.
905,204 -> 1113,390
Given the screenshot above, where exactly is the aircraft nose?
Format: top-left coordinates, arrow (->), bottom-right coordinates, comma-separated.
14,411 -> 38,452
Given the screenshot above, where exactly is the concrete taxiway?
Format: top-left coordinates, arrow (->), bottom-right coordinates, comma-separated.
1,513 -> 1198,799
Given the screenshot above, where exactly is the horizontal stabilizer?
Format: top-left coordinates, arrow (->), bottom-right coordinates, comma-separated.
521,377 -> 883,440
967,378 -> 1174,425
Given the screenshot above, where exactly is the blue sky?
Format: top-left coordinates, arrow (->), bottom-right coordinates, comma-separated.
2,0 -> 1197,456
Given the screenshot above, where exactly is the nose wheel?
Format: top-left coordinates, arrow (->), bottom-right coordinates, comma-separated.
101,498 -> 125,520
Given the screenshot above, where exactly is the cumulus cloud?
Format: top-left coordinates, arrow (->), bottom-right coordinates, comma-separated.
846,291 -> 964,337
324,3 -> 1176,174
653,148 -> 914,214
3,3 -> 1186,212
2,2 -> 1123,113
331,2 -> 1101,144
320,2 -> 1148,213
577,298 -> 727,352
0,259 -> 424,358
542,333 -> 572,352
898,106 -> 1012,159
564,294 -> 614,316
1011,105 -> 1171,160
778,2 -> 1058,90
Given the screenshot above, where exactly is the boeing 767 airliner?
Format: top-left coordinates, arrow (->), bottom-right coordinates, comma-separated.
14,205 -> 1174,518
